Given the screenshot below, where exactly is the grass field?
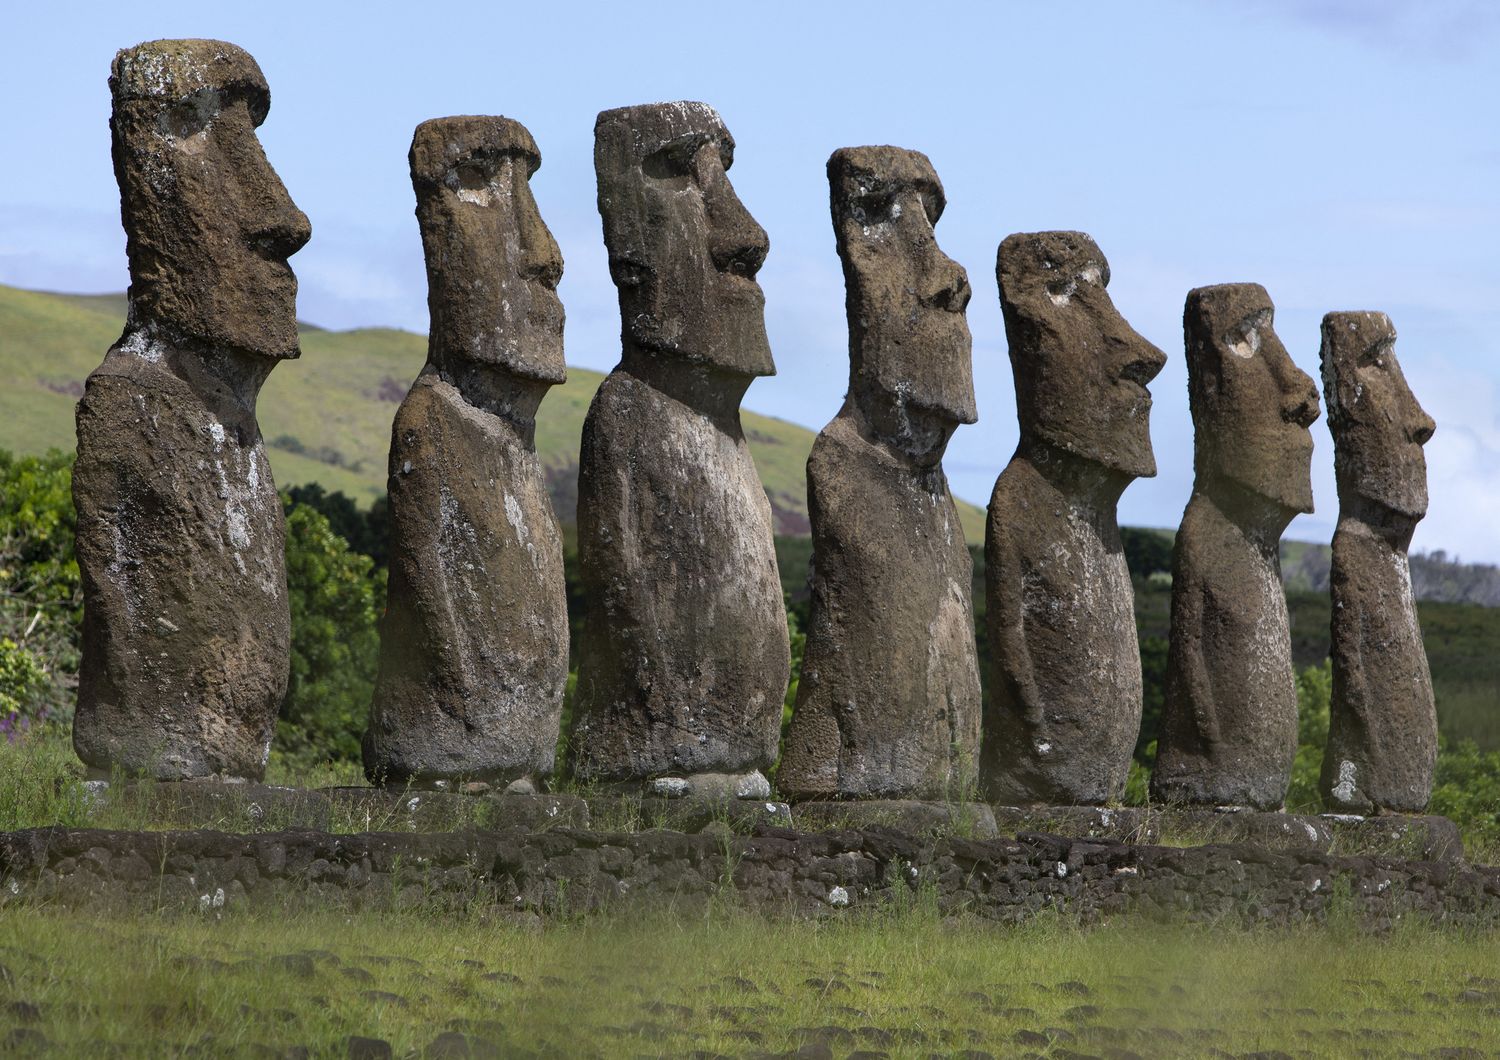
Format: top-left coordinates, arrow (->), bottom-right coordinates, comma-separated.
0,904 -> 1497,1057
0,283 -> 987,542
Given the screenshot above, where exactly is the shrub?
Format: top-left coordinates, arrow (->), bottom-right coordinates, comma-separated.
1285,658 -> 1332,812
277,502 -> 384,768
1430,737 -> 1500,860
0,449 -> 81,728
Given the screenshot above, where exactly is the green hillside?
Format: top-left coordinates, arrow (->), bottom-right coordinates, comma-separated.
0,283 -> 988,542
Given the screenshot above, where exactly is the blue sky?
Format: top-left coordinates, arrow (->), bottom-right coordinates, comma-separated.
5,0 -> 1499,560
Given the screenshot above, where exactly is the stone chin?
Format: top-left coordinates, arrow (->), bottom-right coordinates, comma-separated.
1350,460 -> 1429,521
1030,417 -> 1158,482
1218,436 -> 1317,515
627,284 -> 774,378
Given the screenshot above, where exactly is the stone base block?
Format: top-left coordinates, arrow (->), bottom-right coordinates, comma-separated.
791,800 -> 999,840
320,788 -> 589,832
584,796 -> 792,834
990,805 -> 1464,862
82,780 -> 332,831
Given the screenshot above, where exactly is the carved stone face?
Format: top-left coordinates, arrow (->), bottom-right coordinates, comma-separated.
829,146 -> 975,462
1321,311 -> 1434,519
110,40 -> 310,360
410,116 -> 565,384
998,231 -> 1166,479
594,102 -> 773,377
1185,283 -> 1321,514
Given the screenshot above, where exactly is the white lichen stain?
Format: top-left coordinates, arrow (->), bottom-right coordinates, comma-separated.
504,491 -> 538,568
1332,760 -> 1359,804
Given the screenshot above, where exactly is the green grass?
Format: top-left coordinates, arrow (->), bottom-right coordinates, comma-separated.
0,283 -> 988,542
0,904 -> 1496,1057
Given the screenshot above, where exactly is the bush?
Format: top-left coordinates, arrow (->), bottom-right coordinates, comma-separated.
277,502 -> 384,768
1430,738 -> 1500,860
0,449 -> 81,730
1285,658 -> 1332,812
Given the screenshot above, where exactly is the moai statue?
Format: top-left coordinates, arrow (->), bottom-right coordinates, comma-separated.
570,102 -> 790,794
1318,312 -> 1437,814
981,232 -> 1167,805
777,147 -> 981,800
1151,284 -> 1321,809
71,41 -> 309,781
362,117 -> 569,788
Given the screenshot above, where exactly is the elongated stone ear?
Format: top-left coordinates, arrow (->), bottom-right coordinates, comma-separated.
362,116 -> 569,789
569,103 -> 789,791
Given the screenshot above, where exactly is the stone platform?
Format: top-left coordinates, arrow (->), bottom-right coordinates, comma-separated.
78,783 -> 1465,865
2,822 -> 1497,930
990,805 -> 1464,863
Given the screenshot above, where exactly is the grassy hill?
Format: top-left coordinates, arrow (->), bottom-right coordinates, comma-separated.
0,283 -> 988,542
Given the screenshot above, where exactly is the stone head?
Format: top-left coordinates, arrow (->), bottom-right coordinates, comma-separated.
998,231 -> 1166,479
1320,311 -> 1434,520
594,102 -> 773,377
829,146 -> 975,462
1184,283 -> 1321,514
110,40 -> 310,361
410,116 -> 565,386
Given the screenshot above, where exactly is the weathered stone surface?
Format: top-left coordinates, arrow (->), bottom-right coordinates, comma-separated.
778,147 -> 980,800
73,40 -> 310,780
1318,312 -> 1438,813
989,805 -> 1464,862
570,102 -> 789,785
584,796 -> 792,834
1152,284 -> 1321,809
792,800 -> 999,840
982,232 -> 1167,805
363,117 -> 568,786
4,822 -> 1495,929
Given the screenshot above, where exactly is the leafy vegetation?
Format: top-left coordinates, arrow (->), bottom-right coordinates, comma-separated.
278,505 -> 385,771
0,449 -> 80,734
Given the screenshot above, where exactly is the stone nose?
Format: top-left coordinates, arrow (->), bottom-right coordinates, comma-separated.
1409,404 -> 1436,446
249,168 -> 311,260
516,179 -> 563,291
695,143 -> 768,281
924,253 -> 971,314
1282,367 -> 1321,429
1112,324 -> 1167,386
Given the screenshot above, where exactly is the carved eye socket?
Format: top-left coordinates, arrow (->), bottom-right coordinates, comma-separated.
643,137 -> 707,181
455,162 -> 490,191
161,101 -> 210,139
1360,340 -> 1394,370
852,191 -> 897,224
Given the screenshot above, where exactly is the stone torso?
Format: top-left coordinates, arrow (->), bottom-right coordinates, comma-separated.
778,415 -> 981,799
983,456 -> 1139,804
72,347 -> 288,780
1152,492 -> 1298,809
365,375 -> 568,784
1322,518 -> 1436,813
570,369 -> 789,782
